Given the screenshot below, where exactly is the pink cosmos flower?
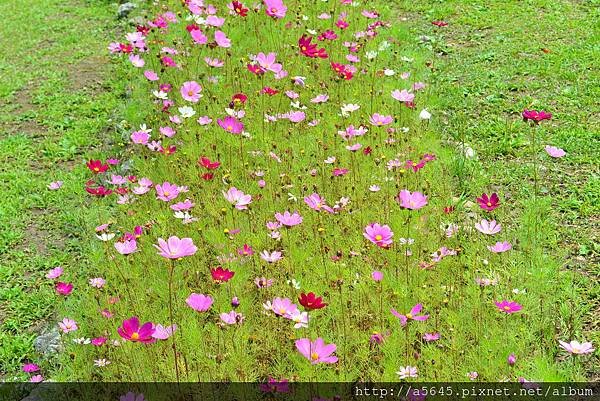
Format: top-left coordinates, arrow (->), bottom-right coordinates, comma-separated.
363,223 -> 394,248
265,297 -> 299,317
295,338 -> 338,364
58,317 -> 78,333
369,113 -> 393,126
218,116 -> 244,134
558,340 -> 595,355
260,250 -> 283,263
117,316 -> 155,343
154,236 -> 197,259
391,304 -> 429,326
220,311 -> 244,325
275,211 -> 303,227
264,0 -> 287,18
48,181 -> 63,190
495,300 -> 522,314
423,332 -> 440,342
30,375 -> 44,383
475,219 -> 502,235
180,81 -> 202,102
170,199 -> 195,211
391,89 -> 415,102
488,241 -> 512,253
371,271 -> 383,282
155,182 -> 180,202
186,293 -> 214,312
131,131 -> 150,145
238,244 -> 254,256
545,145 -> 566,158
304,193 -> 334,213
46,266 -> 63,279
144,70 -> 159,81
256,52 -> 282,73
152,324 -> 177,340
223,187 -> 252,210
120,392 -> 146,401
114,240 -> 138,255
397,190 -> 428,210
214,30 -> 231,48
191,29 -> 208,45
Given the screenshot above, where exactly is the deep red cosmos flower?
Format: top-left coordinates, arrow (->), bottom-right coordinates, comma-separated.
432,20 -> 449,27
298,35 -> 328,59
198,156 -> 220,170
522,109 -> 552,123
230,93 -> 248,108
211,266 -> 235,283
476,193 -> 500,211
298,292 -> 327,310
232,1 -> 248,16
85,186 -> 113,197
86,159 -> 109,174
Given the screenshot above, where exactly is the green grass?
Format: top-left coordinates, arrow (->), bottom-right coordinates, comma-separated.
1,0 -> 597,385
0,0 -> 125,379
399,0 -> 600,376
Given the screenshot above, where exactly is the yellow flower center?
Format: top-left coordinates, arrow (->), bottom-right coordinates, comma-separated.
131,332 -> 140,340
93,167 -> 100,172
406,313 -> 413,319
503,306 -> 510,311
375,235 -> 383,241
377,121 -> 383,125
164,191 -> 170,196
311,352 -> 319,361
227,125 -> 233,131
487,202 -> 492,207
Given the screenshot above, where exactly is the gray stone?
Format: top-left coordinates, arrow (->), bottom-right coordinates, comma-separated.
117,2 -> 137,19
33,328 -> 63,355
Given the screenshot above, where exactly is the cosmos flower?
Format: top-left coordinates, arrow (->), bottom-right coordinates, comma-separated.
391,304 -> 429,326
55,282 -> 73,296
220,311 -> 244,325
545,145 -> 566,158
558,340 -> 595,355
186,293 -> 214,312
494,300 -> 522,314
180,81 -> 202,102
369,113 -> 393,126
396,366 -> 418,379
295,338 -> 338,364
475,219 -> 502,235
397,190 -> 428,210
522,109 -> 552,122
211,266 -> 235,283
223,187 -> 252,210
477,192 -> 500,211
217,116 -> 244,134
275,211 -> 302,227
114,240 -> 138,255
487,241 -> 512,253
391,89 -> 415,103
58,318 -> 78,333
117,316 -> 155,343
298,292 -> 327,310
153,236 -> 197,259
155,182 -> 180,202
363,223 -> 394,248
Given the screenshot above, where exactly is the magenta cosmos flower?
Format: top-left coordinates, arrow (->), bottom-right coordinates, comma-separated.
488,241 -> 512,253
217,116 -> 244,134
397,190 -> 428,210
477,192 -> 500,211
223,187 -> 252,210
117,316 -> 155,343
154,236 -> 197,259
391,304 -> 429,326
186,293 -> 213,312
522,109 -> 552,122
363,223 -> 393,248
275,211 -> 302,227
295,338 -> 338,364
264,0 -> 287,18
495,300 -> 522,314
180,81 -> 202,102
558,340 -> 595,355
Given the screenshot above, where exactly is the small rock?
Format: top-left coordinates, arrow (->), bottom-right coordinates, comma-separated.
117,2 -> 136,19
33,328 -> 63,355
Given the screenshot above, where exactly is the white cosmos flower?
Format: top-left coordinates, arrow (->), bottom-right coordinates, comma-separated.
178,106 -> 196,118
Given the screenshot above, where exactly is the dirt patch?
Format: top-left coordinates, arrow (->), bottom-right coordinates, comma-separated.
68,55 -> 110,92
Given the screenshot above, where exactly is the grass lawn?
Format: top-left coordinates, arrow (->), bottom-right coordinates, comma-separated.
1,0 -> 597,387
